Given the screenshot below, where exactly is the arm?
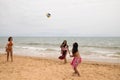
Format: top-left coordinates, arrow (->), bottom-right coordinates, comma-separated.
12,42 -> 13,46
5,43 -> 8,52
70,55 -> 74,57
5,42 -> 8,48
66,45 -> 70,55
67,47 -> 70,55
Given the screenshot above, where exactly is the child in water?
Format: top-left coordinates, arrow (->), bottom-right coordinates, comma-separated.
5,37 -> 13,62
70,42 -> 82,76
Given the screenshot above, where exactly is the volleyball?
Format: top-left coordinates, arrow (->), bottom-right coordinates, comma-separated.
46,13 -> 51,18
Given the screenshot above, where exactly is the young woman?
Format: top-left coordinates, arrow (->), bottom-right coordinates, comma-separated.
59,40 -> 70,63
6,37 -> 13,62
70,42 -> 82,76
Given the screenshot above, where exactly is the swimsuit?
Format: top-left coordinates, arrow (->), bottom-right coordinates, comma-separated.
59,47 -> 67,60
6,42 -> 13,51
71,57 -> 82,68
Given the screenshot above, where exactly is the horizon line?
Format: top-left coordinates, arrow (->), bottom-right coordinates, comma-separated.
0,36 -> 120,37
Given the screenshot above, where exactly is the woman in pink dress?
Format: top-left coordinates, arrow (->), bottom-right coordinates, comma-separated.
70,42 -> 82,76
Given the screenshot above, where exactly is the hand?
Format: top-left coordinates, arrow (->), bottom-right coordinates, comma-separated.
70,55 -> 73,57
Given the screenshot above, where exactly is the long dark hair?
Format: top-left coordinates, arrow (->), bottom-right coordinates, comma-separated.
60,40 -> 67,48
72,42 -> 78,54
8,37 -> 13,41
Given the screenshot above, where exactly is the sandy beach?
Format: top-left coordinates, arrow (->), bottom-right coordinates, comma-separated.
0,54 -> 120,80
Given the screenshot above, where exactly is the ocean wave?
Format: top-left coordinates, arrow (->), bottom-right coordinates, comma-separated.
45,48 -> 58,51
15,46 -> 45,50
19,42 -> 59,46
82,50 -> 120,57
105,53 -> 120,58
116,52 -> 120,55
90,50 -> 120,58
15,46 -> 59,51
91,50 -> 116,54
81,45 -> 120,49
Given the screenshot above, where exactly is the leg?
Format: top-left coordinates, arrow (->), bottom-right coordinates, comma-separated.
10,50 -> 13,62
74,67 -> 80,76
64,57 -> 67,63
73,67 -> 77,73
64,53 -> 67,63
7,51 -> 9,61
72,67 -> 78,76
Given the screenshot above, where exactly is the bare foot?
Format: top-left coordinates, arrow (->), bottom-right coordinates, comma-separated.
72,72 -> 77,76
78,73 -> 80,77
72,72 -> 81,77
64,62 -> 67,64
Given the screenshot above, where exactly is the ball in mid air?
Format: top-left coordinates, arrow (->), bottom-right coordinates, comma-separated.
46,13 -> 51,18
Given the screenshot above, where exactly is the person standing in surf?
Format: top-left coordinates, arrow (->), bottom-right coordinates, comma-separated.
5,37 -> 13,62
59,40 -> 70,63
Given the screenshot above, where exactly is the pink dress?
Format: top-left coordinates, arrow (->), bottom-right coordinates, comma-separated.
71,57 -> 82,68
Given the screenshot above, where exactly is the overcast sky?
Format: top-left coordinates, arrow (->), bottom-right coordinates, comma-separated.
0,0 -> 120,37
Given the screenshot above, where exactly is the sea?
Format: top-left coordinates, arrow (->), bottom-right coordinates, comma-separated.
0,37 -> 120,63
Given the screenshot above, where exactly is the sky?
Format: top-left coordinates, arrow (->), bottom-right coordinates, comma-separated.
0,0 -> 120,37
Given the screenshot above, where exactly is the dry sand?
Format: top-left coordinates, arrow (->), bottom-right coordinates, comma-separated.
0,54 -> 120,80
